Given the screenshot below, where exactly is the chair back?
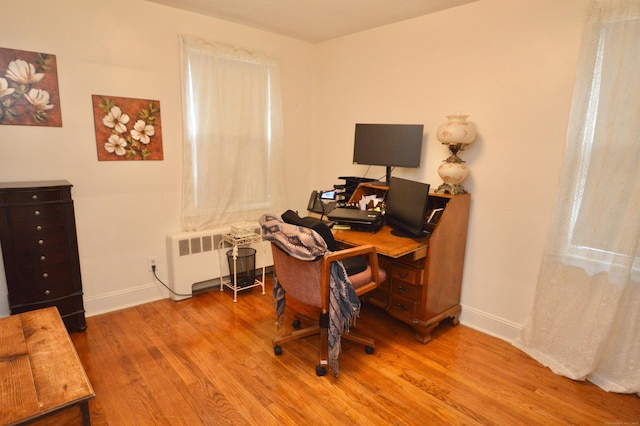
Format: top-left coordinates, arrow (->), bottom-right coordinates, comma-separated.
260,213 -> 329,308
270,243 -> 323,307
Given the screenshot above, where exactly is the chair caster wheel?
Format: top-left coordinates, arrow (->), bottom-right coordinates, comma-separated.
315,365 -> 327,376
365,346 -> 374,354
274,345 -> 282,356
292,319 -> 301,329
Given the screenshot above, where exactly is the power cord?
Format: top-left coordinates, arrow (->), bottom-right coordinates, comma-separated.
151,264 -> 192,298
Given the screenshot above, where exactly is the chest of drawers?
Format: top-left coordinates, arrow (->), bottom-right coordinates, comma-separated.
0,180 -> 86,331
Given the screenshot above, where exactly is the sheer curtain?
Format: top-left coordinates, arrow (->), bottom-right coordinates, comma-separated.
515,0 -> 640,394
179,35 -> 285,231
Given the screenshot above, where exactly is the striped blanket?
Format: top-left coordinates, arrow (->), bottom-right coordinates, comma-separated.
259,213 -> 361,376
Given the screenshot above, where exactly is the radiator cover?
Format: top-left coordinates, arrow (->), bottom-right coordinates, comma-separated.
166,226 -> 272,301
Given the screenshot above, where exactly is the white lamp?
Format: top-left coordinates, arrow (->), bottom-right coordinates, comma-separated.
436,114 -> 477,194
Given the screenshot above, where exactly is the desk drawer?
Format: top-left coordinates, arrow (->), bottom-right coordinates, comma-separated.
391,264 -> 422,285
388,280 -> 422,322
389,295 -> 419,322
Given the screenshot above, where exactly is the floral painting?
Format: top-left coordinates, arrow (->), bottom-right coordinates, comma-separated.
0,47 -> 62,127
92,95 -> 163,161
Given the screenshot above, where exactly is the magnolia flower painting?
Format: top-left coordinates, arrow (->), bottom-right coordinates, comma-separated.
92,95 -> 163,161
0,47 -> 62,126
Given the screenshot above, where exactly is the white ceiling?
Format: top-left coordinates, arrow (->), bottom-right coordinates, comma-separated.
145,0 -> 478,43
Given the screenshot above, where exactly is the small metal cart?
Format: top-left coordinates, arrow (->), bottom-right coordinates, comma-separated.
218,230 -> 266,302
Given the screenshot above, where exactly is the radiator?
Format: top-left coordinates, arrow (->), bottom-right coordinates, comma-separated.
166,225 -> 272,301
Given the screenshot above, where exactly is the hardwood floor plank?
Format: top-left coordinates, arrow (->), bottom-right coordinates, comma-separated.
65,276 -> 639,425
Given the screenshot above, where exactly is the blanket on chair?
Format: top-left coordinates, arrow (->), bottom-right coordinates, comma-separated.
260,213 -> 361,376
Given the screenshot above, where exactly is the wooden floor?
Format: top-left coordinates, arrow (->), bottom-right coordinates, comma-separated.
45,275 -> 638,425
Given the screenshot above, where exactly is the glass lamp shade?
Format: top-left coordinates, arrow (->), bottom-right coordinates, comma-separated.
436,114 -> 477,194
436,114 -> 477,145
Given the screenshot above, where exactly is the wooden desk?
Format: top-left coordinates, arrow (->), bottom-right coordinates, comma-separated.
0,307 -> 94,425
333,192 -> 470,343
333,224 -> 429,260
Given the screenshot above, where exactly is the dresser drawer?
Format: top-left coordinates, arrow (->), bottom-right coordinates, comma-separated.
10,246 -> 70,270
10,293 -> 83,317
3,188 -> 68,204
9,263 -> 73,304
9,216 -> 65,236
11,231 -> 68,256
7,204 -> 65,224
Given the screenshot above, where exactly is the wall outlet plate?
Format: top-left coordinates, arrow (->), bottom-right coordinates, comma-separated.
148,256 -> 158,272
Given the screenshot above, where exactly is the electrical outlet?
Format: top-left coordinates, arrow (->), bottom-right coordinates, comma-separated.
148,256 -> 158,272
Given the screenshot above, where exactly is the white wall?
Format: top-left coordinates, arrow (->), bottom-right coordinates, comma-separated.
0,0 -> 316,316
314,0 -> 587,339
0,0 -> 589,342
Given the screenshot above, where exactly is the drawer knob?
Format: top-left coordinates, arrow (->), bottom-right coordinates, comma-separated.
398,286 -> 411,295
32,194 -> 38,200
34,210 -> 41,216
44,289 -> 51,295
397,303 -> 410,311
42,273 -> 49,278
36,225 -> 43,231
38,239 -> 44,245
40,255 -> 46,261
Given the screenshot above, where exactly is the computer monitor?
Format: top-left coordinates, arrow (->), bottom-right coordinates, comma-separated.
384,177 -> 431,238
352,124 -> 424,184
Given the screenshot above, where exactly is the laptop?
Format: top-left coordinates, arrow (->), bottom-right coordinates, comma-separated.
327,208 -> 381,225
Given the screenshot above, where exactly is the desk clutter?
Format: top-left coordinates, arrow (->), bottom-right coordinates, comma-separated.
309,176 -> 448,237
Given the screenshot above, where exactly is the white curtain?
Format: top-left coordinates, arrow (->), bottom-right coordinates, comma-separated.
179,35 -> 285,231
515,0 -> 640,395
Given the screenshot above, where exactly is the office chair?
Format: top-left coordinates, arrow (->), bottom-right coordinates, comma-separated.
259,213 -> 386,377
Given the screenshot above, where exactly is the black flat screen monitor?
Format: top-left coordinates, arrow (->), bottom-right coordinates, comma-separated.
353,123 -> 424,184
384,177 -> 431,238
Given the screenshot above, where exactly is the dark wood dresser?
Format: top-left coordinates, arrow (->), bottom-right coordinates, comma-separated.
0,180 -> 86,332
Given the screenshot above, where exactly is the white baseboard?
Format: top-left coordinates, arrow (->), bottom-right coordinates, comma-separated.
459,304 -> 522,343
83,282 -> 170,317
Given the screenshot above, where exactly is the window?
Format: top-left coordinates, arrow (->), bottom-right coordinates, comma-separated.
179,36 -> 285,231
562,12 -> 640,270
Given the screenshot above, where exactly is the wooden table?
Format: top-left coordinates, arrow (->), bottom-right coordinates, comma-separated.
0,307 -> 94,425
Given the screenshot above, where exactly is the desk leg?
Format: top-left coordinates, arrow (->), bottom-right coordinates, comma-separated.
80,401 -> 91,425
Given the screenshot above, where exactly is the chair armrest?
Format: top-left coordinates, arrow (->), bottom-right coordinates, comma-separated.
323,244 -> 377,263
319,245 -> 382,310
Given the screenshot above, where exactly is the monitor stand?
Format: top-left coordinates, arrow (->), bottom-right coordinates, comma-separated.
385,166 -> 392,186
390,228 -> 428,239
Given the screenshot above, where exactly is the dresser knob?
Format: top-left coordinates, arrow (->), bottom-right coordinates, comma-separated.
36,225 -> 43,231
32,194 -> 38,200
397,303 -> 409,311
34,210 -> 41,216
44,289 -> 51,295
40,256 -> 46,261
42,273 -> 49,278
38,239 -> 44,245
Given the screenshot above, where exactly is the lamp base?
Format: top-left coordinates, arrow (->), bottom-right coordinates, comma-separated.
436,182 -> 468,195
